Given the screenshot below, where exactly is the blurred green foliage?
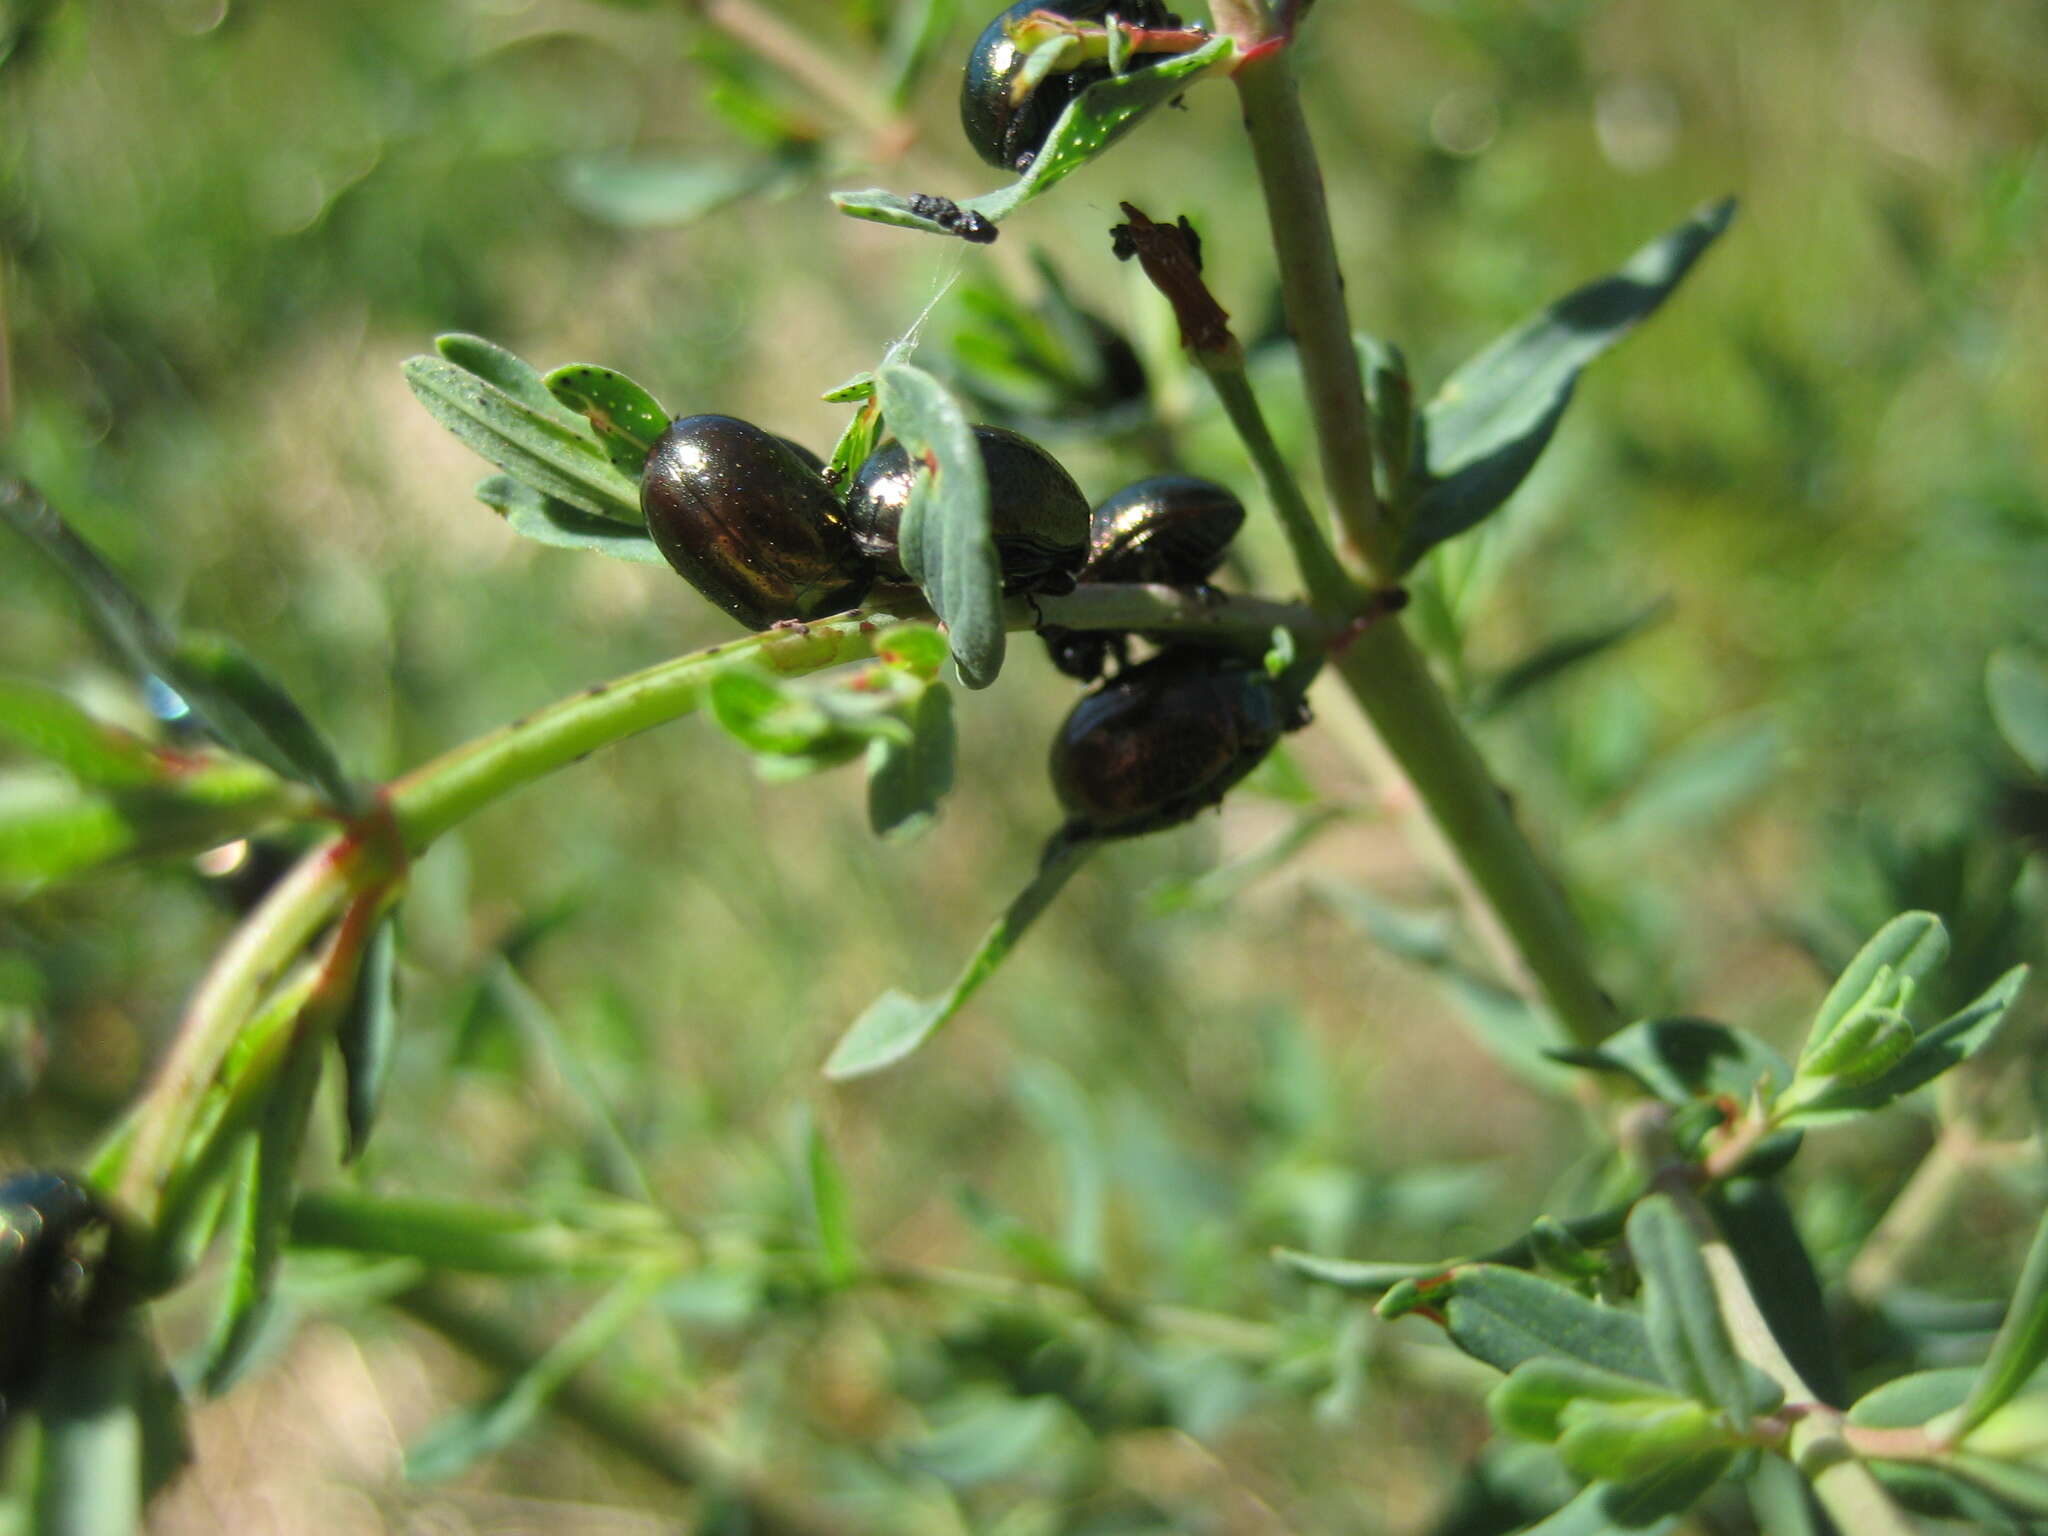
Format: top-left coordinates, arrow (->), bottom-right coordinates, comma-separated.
3,0 -> 2046,1529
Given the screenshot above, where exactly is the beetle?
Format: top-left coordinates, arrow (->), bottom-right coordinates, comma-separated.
844,424 -> 1091,597
1048,648 -> 1308,839
1043,475 -> 1246,680
1,1170 -> 114,1424
961,1 -> 1175,172
640,415 -> 875,632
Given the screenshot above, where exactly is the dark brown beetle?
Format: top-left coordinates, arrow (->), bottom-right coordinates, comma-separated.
1,1170 -> 114,1426
1044,475 -> 1246,681
961,1 -> 1175,173
641,415 -> 874,631
1049,649 -> 1307,840
844,424 -> 1090,597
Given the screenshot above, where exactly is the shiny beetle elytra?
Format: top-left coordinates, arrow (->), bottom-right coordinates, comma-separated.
640,414 -> 875,631
1043,475 -> 1247,681
844,424 -> 1091,597
1,1170 -> 114,1420
1048,648 -> 1308,839
961,1 -> 1175,173
1083,474 -> 1244,586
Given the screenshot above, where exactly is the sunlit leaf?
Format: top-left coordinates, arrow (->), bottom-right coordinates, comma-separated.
1402,199 -> 1737,568
543,364 -> 671,479
874,363 -> 1003,688
475,475 -> 666,565
403,355 -> 641,524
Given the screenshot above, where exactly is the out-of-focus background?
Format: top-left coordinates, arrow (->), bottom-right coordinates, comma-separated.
2,1 -> 2044,1530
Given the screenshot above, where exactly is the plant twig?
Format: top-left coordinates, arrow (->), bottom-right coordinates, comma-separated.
1232,45 -> 1393,577
102,588 -> 1323,1242
1110,202 -> 1357,611
1626,1107 -> 1922,1536
1224,47 -> 1620,1049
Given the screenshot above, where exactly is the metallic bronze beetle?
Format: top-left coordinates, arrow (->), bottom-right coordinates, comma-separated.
961,1 -> 1175,172
1049,649 -> 1307,839
1,1170 -> 115,1425
1044,475 -> 1246,681
640,415 -> 874,631
844,424 -> 1091,597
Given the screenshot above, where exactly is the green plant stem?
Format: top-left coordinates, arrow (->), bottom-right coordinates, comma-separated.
1331,623 -> 1617,1048
1629,1111 -> 1921,1536
1232,45 -> 1393,577
112,844 -> 354,1225
1202,357 -> 1358,611
107,589 -> 1323,1238
394,1280 -> 857,1536
1225,41 -> 1620,1048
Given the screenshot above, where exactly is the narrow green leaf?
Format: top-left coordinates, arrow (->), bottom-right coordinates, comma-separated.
1401,198 -> 1737,567
1628,1198 -> 1760,1422
1785,964 -> 2029,1123
168,632 -> 355,811
824,391 -> 885,491
831,35 -> 1234,237
1472,600 -> 1672,718
1276,1249 -> 1441,1293
1869,1459 -> 2037,1530
0,484 -> 352,806
865,682 -> 954,839
0,760 -> 298,893
1490,1357 -> 1686,1444
0,681 -> 161,787
1708,1180 -> 1846,1407
337,916 -> 399,1163
1951,1204 -> 2048,1437
1555,1017 -> 1791,1109
1556,1398 -> 1728,1485
1746,1457 -> 1821,1536
1989,651 -> 2048,776
434,333 -> 587,428
1596,1449 -> 1735,1527
403,356 -> 642,524
406,1265 -> 671,1483
824,837 -> 1094,1078
543,364 -> 671,478
1939,1454 -> 2048,1518
803,1116 -> 860,1288
203,1008 -> 326,1394
1439,1265 -> 1664,1382
873,363 -> 1003,688
1515,1482 -> 1681,1536
474,475 -> 666,565
1803,911 -> 1947,1065
1848,1367 -> 1978,1428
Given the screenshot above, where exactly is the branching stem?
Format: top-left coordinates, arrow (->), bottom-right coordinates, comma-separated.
1223,31 -> 1620,1049
104,587 -> 1325,1241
